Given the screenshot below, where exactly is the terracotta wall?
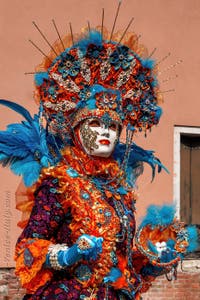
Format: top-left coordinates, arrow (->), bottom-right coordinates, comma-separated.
0,0 -> 199,269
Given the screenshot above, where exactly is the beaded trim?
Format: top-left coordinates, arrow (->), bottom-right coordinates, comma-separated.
48,244 -> 69,270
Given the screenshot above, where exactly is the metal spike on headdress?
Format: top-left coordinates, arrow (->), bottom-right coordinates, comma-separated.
52,19 -> 65,51
158,60 -> 183,75
69,22 -> 74,45
28,39 -> 52,62
101,8 -> 105,38
24,72 -> 36,75
162,75 -> 178,83
155,52 -> 171,67
158,89 -> 175,94
110,1 -> 122,41
136,34 -> 141,42
148,47 -> 157,59
118,17 -> 134,44
87,21 -> 91,32
32,21 -> 58,56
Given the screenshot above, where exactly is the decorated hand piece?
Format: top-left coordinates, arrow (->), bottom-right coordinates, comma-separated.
46,244 -> 82,270
46,235 -> 103,270
135,204 -> 199,269
76,234 -> 104,260
103,267 -> 122,283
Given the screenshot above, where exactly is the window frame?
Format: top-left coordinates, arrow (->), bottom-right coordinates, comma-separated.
173,126 -> 200,219
174,126 -> 200,260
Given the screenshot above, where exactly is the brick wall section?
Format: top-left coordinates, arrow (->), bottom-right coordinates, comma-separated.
0,267 -> 200,299
142,272 -> 200,300
0,269 -> 25,300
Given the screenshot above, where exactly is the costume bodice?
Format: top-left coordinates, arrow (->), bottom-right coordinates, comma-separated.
39,146 -> 138,288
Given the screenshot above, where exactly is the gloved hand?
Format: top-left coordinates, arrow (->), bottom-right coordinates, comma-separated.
103,267 -> 122,283
46,234 -> 103,269
76,234 -> 104,260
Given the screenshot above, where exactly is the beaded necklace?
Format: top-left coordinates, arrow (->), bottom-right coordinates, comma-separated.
64,146 -> 136,270
91,176 -> 135,269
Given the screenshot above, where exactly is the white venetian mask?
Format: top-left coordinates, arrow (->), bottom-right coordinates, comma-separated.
78,118 -> 120,158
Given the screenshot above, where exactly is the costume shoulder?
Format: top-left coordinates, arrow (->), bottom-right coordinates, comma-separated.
0,99 -> 61,187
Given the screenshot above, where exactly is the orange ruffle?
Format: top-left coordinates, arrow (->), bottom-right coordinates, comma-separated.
15,180 -> 35,229
15,238 -> 52,293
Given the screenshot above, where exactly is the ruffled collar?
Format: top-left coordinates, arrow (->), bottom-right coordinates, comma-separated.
61,146 -> 123,181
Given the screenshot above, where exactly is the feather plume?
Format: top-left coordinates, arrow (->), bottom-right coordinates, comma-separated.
113,142 -> 169,187
139,204 -> 175,229
0,99 -> 56,186
34,72 -> 49,86
75,30 -> 103,54
186,225 -> 199,253
0,99 -> 32,122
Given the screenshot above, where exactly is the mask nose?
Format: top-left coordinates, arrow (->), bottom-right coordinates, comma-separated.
101,132 -> 110,138
101,125 -> 110,138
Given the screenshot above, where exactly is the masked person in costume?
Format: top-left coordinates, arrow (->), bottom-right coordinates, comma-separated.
0,25 -> 198,300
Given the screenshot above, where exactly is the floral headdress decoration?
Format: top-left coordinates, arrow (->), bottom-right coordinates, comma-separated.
34,28 -> 162,142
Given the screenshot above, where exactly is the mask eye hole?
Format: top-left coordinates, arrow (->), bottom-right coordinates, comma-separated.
109,122 -> 118,131
88,119 -> 101,127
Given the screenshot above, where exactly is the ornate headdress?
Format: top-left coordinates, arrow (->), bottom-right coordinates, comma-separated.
34,28 -> 162,141
0,7 -> 166,187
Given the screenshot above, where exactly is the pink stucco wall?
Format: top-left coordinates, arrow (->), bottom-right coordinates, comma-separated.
0,0 -> 199,267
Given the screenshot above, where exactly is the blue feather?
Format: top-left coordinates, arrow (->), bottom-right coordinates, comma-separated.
155,106 -> 163,121
74,30 -> 103,53
140,204 -> 176,229
0,99 -> 32,123
113,142 -> 169,187
166,239 -> 176,250
34,72 -> 49,86
0,100 -> 56,186
141,58 -> 155,69
11,159 -> 41,186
